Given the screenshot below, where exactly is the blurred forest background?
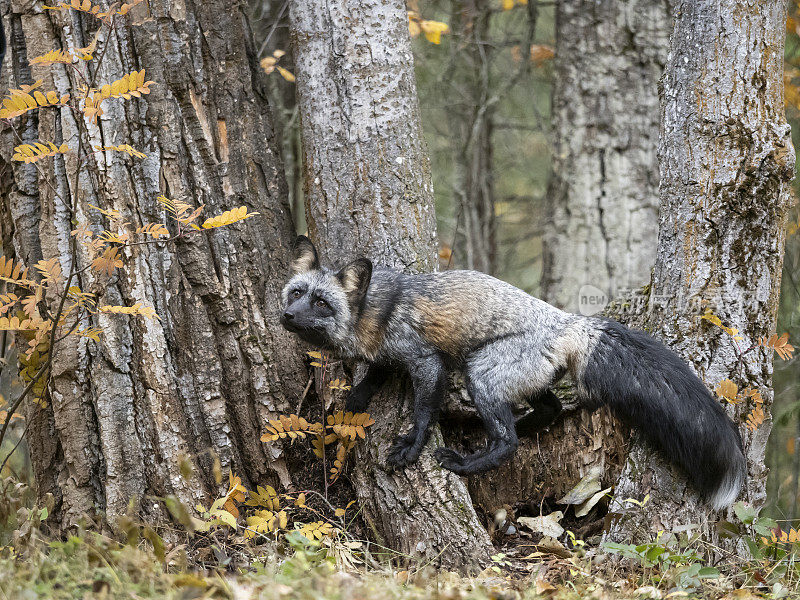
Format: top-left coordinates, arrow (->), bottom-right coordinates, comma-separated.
246,0 -> 800,525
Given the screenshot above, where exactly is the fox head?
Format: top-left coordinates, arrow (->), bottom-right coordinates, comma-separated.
280,236 -> 372,349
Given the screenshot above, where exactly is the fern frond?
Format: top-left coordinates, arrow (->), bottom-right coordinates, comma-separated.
1,85 -> 71,119
260,414 -> 323,442
135,223 -> 170,239
97,69 -> 155,100
201,206 -> 260,229
91,247 -> 123,276
0,316 -> 40,331
99,303 -> 158,320
95,144 -> 146,158
12,142 -> 70,164
88,204 -> 123,221
0,256 -> 33,286
73,28 -> 102,61
760,333 -> 795,360
43,0 -> 110,20
296,520 -> 335,541
29,49 -> 74,66
82,94 -> 104,124
158,195 -> 204,225
0,293 -> 19,315
34,258 -> 63,285
74,327 -> 103,342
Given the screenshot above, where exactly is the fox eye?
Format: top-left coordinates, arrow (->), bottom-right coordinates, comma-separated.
291,289 -> 302,299
315,298 -> 329,309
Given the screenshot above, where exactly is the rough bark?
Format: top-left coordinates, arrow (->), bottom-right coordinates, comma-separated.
541,0 -> 669,311
605,0 -> 795,544
290,0 -> 492,569
0,0 -> 304,531
468,0 -> 671,515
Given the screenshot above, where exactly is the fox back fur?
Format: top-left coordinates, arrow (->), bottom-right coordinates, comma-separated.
280,236 -> 746,510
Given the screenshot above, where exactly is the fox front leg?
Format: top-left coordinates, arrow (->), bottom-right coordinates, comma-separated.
386,353 -> 446,468
345,363 -> 390,413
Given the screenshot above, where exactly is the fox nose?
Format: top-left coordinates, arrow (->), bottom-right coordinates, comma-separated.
282,311 -> 294,321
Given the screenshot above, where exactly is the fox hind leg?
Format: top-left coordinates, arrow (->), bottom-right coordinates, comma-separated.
434,389 -> 518,474
435,336 -> 558,474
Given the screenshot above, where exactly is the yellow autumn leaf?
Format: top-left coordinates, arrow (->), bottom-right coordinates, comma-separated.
419,20 -> 449,45
276,66 -> 295,82
201,206 -> 259,229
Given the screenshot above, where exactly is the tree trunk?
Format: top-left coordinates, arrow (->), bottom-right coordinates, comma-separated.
290,0 -> 492,569
0,0 -> 305,531
469,0 -> 670,515
541,0 -> 669,311
606,0 -> 795,544
446,0 -> 496,274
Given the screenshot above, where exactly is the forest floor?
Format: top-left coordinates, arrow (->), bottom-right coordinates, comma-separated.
0,525 -> 795,600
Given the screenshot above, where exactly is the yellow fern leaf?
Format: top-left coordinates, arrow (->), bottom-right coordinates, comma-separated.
35,258 -> 63,284
72,26 -> 102,61
99,69 -> 155,100
760,333 -> 795,360
74,327 -> 103,342
30,49 -> 73,66
0,81 -> 69,119
91,247 -> 123,276
12,142 -> 70,163
0,316 -> 39,331
117,0 -> 146,16
95,144 -> 146,158
0,293 -> 19,316
746,405 -> 765,431
201,206 -> 260,229
43,0 -> 110,20
99,303 -> 158,320
714,379 -> 741,404
0,257 -> 34,287
82,94 -> 104,124
135,223 -> 170,239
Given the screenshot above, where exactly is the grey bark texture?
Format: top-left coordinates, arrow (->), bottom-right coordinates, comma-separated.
469,0 -> 671,515
0,0 -> 304,531
290,0 -> 492,569
541,0 -> 670,312
605,0 -> 795,544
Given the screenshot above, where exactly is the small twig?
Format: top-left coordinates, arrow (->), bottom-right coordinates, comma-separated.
295,374 -> 313,414
0,414 -> 32,476
257,0 -> 290,57
320,352 -> 329,500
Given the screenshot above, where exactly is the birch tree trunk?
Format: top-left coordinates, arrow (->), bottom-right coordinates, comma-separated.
606,0 -> 795,544
541,0 -> 669,311
290,0 -> 492,569
0,0 -> 304,531
469,0 -> 670,514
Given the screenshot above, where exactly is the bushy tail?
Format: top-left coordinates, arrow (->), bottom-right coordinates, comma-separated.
577,319 -> 746,510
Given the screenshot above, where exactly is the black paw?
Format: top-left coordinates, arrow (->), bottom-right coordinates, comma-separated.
433,447 -> 467,472
386,433 -> 422,467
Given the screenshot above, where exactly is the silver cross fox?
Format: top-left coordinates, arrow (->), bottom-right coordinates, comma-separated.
280,236 -> 746,510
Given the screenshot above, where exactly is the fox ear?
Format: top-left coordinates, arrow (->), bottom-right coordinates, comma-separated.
290,235 -> 320,274
336,258 -> 373,300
